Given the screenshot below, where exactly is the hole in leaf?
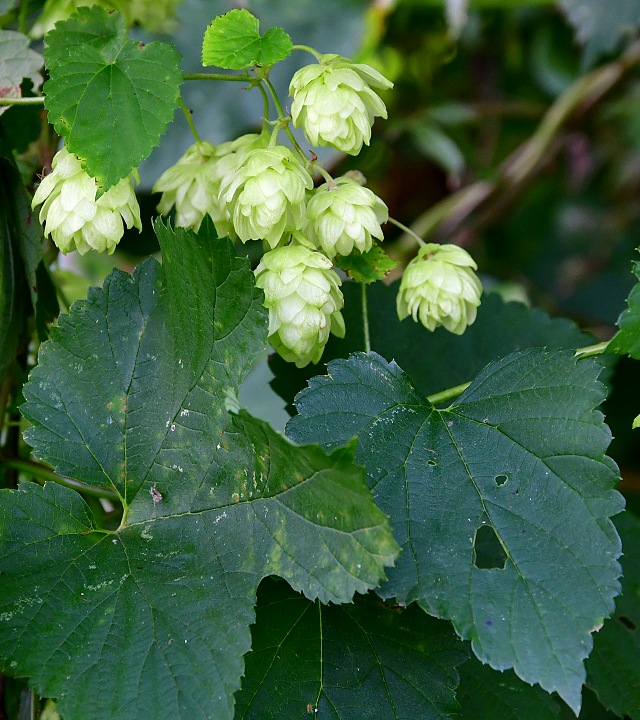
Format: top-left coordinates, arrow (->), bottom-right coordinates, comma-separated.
494,473 -> 508,487
473,525 -> 507,570
427,458 -> 437,467
618,615 -> 637,631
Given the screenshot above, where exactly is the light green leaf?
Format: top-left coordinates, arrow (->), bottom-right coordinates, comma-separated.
412,122 -> 465,177
586,512 -> 640,719
0,30 -> 42,116
609,260 -> 640,358
236,577 -> 467,719
42,6 -> 182,190
288,350 -> 624,712
202,9 -> 292,70
0,221 -> 398,720
334,242 -> 398,284
559,0 -> 640,66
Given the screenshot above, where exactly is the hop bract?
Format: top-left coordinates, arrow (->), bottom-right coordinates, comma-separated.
289,54 -> 393,155
32,147 -> 141,255
304,176 -> 388,258
220,146 -> 313,249
254,245 -> 345,367
396,243 -> 482,335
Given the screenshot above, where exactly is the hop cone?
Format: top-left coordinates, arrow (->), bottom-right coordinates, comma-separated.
220,146 -> 313,249
304,176 -> 388,258
254,245 -> 345,367
32,147 -> 141,255
397,243 -> 482,335
289,54 -> 393,155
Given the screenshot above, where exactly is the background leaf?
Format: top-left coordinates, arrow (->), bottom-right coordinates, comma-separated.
288,349 -> 624,711
559,0 -> 640,66
585,511 -> 640,719
0,30 -> 42,116
236,577 -> 467,719
43,6 -> 182,190
1,222 -> 397,720
201,9 -> 292,69
457,657 -> 561,719
270,284 -> 594,412
609,260 -> 640,359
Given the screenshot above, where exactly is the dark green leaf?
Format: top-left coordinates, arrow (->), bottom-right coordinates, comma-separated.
609,260 -> 640,359
270,284 -> 594,412
236,577 -> 467,719
334,243 -> 398,284
43,6 -> 182,190
288,350 -> 623,712
1,221 -> 398,720
202,9 -> 292,70
458,658 -> 561,719
586,511 -> 640,719
559,0 -> 640,65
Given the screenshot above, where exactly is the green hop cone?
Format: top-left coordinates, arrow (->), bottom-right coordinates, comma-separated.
289,54 -> 393,155
303,176 -> 388,258
220,145 -> 313,248
254,245 -> 345,367
396,243 -> 482,334
32,147 -> 141,255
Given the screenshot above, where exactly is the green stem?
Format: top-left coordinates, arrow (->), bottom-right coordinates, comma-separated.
574,340 -> 611,359
257,81 -> 271,128
361,282 -> 371,353
264,78 -> 309,163
0,96 -> 45,106
427,382 -> 471,405
314,165 -> 335,186
387,216 -> 426,247
426,340 -> 612,407
178,97 -> 202,143
183,72 -> 252,82
2,458 -> 121,502
292,44 -> 323,61
18,0 -> 28,34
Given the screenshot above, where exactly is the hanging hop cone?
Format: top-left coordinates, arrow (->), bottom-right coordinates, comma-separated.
396,243 -> 482,334
220,145 -> 313,249
154,133 -> 267,236
303,176 -> 388,258
254,245 -> 345,367
32,147 -> 141,255
289,54 -> 393,155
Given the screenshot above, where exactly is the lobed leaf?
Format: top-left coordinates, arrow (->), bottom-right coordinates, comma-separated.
1,221 -> 398,720
236,577 -> 467,719
42,6 -> 182,190
0,30 -> 42,116
202,9 -> 292,70
288,350 -> 624,712
609,260 -> 640,359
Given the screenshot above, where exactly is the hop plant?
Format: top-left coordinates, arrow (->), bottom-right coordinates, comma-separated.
154,134 -> 268,236
396,243 -> 482,335
32,147 -> 141,255
220,146 -> 313,249
303,176 -> 388,258
289,54 -> 393,155
254,245 -> 345,367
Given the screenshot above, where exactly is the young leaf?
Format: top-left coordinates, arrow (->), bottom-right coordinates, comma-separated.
586,512 -> 640,719
236,577 -> 467,719
288,350 -> 624,712
42,6 -> 182,190
0,30 -> 42,116
1,221 -> 398,720
202,9 -> 292,70
334,243 -> 399,284
608,260 -> 640,359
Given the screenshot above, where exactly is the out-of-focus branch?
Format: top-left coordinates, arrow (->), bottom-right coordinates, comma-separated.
397,39 -> 640,248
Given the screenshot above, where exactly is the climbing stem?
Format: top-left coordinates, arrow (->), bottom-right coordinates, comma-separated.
264,78 -> 309,163
178,98 -> 202,143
